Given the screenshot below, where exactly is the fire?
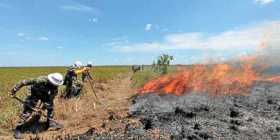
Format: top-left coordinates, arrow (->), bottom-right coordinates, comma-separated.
138,63 -> 259,96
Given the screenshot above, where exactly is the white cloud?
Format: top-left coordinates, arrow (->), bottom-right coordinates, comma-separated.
17,34 -> 50,42
61,5 -> 92,11
60,4 -> 100,14
145,24 -> 152,31
37,36 -> 49,41
255,0 -> 274,5
89,17 -> 98,23
17,33 -> 25,37
113,21 -> 280,52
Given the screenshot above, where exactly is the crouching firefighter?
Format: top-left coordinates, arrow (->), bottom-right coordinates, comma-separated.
63,61 -> 85,98
9,73 -> 64,139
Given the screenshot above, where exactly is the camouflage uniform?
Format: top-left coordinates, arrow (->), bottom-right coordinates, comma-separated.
63,67 -> 83,98
11,76 -> 58,130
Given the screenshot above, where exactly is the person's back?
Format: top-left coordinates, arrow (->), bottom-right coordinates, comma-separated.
64,67 -> 77,85
30,76 -> 58,101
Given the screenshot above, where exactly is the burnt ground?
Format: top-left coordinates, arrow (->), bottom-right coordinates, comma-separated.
59,81 -> 280,140
127,81 -> 280,140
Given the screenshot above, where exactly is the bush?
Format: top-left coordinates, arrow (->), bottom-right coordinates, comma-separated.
152,54 -> 173,74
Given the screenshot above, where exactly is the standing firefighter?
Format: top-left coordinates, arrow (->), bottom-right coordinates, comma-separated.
9,73 -> 64,139
63,61 -> 89,98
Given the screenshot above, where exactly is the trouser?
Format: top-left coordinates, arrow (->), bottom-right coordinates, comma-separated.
15,95 -> 54,130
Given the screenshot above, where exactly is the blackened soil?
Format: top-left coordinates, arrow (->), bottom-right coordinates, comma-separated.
127,81 -> 280,140
71,81 -> 280,140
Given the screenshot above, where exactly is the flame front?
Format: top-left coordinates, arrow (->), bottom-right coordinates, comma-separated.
138,63 -> 259,96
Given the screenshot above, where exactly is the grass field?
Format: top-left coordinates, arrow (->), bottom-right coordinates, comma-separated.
130,66 -> 177,88
0,66 -> 130,130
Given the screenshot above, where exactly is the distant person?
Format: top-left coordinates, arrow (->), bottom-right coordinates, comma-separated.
63,61 -> 84,98
9,73 -> 64,139
82,61 -> 94,82
63,61 -> 93,98
132,65 -> 141,73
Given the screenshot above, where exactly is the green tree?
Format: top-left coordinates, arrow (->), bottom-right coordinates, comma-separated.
153,54 -> 173,74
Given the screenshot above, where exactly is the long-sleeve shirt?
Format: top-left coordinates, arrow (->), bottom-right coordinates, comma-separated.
13,76 -> 58,102
64,67 -> 92,85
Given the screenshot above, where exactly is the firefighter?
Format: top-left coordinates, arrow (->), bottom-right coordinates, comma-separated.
82,61 -> 94,82
9,73 -> 64,139
63,61 -> 89,98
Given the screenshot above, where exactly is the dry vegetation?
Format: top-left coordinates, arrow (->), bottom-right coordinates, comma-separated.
0,66 -> 130,135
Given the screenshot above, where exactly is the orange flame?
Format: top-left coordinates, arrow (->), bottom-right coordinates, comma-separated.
138,63 -> 259,96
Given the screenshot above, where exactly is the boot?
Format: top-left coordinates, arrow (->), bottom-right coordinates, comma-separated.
14,128 -> 23,139
48,121 -> 63,131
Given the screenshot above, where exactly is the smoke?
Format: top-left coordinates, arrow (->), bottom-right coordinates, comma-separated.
253,21 -> 280,65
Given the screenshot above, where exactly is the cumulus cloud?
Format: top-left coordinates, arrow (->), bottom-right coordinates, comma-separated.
37,36 -> 49,41
113,21 -> 280,53
145,24 -> 152,31
255,0 -> 274,5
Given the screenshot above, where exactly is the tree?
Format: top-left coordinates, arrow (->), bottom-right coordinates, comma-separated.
153,54 -> 173,74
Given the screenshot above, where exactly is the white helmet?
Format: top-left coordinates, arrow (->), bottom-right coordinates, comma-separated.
48,73 -> 64,86
73,61 -> 83,68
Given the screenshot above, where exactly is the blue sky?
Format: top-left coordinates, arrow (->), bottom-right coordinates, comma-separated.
0,0 -> 279,66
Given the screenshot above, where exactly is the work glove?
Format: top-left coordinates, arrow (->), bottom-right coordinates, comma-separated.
9,87 -> 18,97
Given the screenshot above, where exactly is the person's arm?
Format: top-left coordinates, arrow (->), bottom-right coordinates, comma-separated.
75,67 -> 90,75
10,79 -> 37,96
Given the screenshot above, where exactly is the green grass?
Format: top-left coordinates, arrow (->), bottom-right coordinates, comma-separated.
131,69 -> 159,88
0,66 -> 129,129
131,66 -> 176,88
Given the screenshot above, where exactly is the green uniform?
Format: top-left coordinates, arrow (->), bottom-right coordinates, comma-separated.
11,76 -> 58,129
63,67 -> 83,98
